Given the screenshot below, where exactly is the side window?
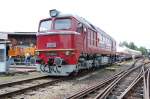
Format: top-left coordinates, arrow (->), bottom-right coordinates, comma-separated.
91,31 -> 93,45
76,23 -> 83,33
102,35 -> 104,42
88,29 -> 90,46
90,30 -> 92,45
93,32 -> 96,46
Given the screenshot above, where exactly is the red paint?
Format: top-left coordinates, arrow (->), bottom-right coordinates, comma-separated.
37,15 -> 116,65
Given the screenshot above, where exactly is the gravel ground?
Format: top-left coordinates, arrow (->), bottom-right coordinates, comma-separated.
11,61 -> 134,99
0,72 -> 45,84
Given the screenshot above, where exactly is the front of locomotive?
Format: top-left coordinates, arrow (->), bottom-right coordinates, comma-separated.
36,10 -> 80,76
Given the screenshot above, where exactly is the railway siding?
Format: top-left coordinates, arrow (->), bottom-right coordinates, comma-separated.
66,59 -> 150,99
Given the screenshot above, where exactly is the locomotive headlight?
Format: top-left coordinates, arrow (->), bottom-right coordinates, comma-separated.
65,51 -> 70,56
65,51 -> 75,56
49,9 -> 60,17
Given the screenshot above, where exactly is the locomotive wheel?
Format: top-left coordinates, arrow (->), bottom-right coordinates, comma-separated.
40,64 -> 47,72
40,64 -> 45,72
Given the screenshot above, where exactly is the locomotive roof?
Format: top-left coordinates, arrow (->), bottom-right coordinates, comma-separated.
43,14 -> 97,31
42,14 -> 116,42
95,27 -> 115,41
66,15 -> 115,41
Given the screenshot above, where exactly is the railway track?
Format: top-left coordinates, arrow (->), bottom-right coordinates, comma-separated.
0,60 -> 112,98
0,59 -> 145,99
94,62 -> 150,99
96,64 -> 143,99
66,59 -> 142,99
118,64 -> 150,99
0,76 -> 63,98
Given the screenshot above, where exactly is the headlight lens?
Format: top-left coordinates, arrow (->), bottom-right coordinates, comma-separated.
65,51 -> 70,56
49,9 -> 60,17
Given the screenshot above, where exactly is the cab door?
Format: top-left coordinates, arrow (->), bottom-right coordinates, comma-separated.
83,26 -> 87,52
76,23 -> 87,52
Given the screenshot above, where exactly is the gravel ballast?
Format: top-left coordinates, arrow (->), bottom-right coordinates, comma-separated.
11,61 -> 134,99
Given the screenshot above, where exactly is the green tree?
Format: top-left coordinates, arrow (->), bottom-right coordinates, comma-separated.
119,41 -> 129,47
138,46 -> 148,55
119,41 -> 148,55
128,42 -> 138,50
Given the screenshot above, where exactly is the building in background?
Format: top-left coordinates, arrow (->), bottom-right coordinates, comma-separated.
0,32 -> 36,65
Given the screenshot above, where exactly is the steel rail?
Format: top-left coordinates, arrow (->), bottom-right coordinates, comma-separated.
95,60 -> 147,99
94,64 -> 143,99
99,63 -> 149,99
142,65 -> 150,99
66,71 -> 124,99
148,69 -> 150,98
145,69 -> 150,99
0,78 -> 63,98
118,67 -> 144,99
143,66 -> 147,99
0,61 -> 114,98
66,59 -> 140,99
0,76 -> 49,88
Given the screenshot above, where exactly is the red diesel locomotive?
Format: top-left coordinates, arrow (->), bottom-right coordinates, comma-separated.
36,9 -> 116,76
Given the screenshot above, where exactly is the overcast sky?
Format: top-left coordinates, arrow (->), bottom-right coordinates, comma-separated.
0,0 -> 150,48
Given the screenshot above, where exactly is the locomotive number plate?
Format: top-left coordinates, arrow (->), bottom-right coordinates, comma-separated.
47,42 -> 56,48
